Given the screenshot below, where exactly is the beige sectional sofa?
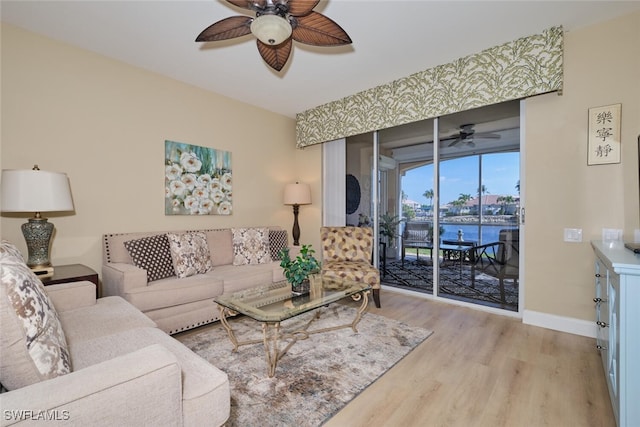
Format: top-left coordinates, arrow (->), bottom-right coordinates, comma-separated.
0,240 -> 230,426
102,227 -> 295,334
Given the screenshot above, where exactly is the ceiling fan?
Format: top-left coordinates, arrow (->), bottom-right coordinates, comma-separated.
445,124 -> 501,147
196,0 -> 352,72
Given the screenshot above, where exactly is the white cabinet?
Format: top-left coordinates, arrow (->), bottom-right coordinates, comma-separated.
591,241 -> 640,427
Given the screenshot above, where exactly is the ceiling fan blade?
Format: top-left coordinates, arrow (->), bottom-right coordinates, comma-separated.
288,0 -> 320,16
448,138 -> 462,147
292,11 -> 352,46
196,16 -> 253,42
475,132 -> 501,139
257,38 -> 292,71
225,0 -> 266,10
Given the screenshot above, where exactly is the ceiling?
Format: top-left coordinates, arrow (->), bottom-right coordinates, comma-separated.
2,1 -> 639,120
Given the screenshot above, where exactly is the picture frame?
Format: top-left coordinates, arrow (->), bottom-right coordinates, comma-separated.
165,140 -> 232,215
587,103 -> 621,165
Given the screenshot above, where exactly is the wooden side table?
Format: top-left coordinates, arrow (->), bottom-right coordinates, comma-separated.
41,264 -> 100,298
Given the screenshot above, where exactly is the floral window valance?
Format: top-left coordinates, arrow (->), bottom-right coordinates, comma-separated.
296,26 -> 563,148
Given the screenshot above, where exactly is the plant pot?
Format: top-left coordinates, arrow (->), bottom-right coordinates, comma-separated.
291,278 -> 310,296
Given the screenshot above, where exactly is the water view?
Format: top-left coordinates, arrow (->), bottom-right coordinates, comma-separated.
439,223 -> 518,246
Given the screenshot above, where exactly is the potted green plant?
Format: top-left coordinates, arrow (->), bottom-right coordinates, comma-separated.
379,213 -> 403,246
278,245 -> 320,295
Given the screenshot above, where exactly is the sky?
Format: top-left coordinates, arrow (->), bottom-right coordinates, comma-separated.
402,152 -> 520,206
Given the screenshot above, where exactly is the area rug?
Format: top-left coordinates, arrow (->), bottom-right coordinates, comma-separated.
175,304 -> 432,427
382,257 -> 518,311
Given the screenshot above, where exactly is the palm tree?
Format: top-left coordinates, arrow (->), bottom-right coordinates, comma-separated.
497,195 -> 515,214
458,193 -> 472,203
423,189 -> 434,213
451,199 -> 465,215
515,180 -> 520,194
455,194 -> 472,216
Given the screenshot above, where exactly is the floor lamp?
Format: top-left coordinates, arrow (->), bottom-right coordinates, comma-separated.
283,182 -> 311,246
1,165 -> 74,278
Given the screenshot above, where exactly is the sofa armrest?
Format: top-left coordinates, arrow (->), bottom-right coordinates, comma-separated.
44,281 -> 96,312
102,262 -> 147,297
0,344 -> 183,427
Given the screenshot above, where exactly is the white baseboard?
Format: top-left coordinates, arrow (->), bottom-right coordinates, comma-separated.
522,310 -> 597,338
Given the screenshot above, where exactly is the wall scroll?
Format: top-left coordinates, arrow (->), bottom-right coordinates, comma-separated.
588,103 -> 621,165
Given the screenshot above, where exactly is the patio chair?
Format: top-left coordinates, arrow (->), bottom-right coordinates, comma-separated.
470,229 -> 519,304
401,221 -> 434,265
320,226 -> 381,308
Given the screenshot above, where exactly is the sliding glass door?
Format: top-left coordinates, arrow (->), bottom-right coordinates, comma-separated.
339,100 -> 521,312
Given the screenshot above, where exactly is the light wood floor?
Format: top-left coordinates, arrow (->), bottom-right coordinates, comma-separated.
325,290 -> 615,427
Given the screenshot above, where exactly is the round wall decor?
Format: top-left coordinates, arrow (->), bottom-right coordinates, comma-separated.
346,174 -> 361,214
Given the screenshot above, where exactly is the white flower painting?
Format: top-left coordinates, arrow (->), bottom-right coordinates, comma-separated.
165,140 -> 232,215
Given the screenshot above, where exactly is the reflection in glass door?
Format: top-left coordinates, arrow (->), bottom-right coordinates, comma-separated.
345,101 -> 521,312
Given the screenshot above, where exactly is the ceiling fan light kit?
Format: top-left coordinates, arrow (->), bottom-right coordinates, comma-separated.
251,14 -> 291,46
196,0 -> 351,72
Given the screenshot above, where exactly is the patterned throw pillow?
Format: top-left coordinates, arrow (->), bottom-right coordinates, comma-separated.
0,239 -> 24,262
0,241 -> 71,389
124,235 -> 176,282
232,227 -> 272,265
269,229 -> 289,261
166,232 -> 213,278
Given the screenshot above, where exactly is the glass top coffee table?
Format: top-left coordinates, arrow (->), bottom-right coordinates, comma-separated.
214,276 -> 371,377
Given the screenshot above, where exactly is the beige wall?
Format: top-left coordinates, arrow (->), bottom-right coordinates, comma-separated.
0,24 -> 321,276
524,11 -> 640,319
2,11 -> 639,325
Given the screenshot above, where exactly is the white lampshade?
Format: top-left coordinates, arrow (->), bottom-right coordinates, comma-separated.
1,168 -> 74,213
284,183 -> 311,206
251,14 -> 292,46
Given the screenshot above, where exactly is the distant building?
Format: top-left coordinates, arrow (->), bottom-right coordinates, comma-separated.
465,195 -> 519,215
403,199 -> 422,210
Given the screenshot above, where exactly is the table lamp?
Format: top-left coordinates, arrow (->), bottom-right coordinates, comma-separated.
283,182 -> 311,246
1,165 -> 74,278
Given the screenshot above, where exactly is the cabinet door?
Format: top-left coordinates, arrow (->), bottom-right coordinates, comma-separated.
607,273 -> 619,406
595,259 -> 609,361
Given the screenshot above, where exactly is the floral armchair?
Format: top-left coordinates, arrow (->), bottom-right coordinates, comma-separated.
320,226 -> 381,308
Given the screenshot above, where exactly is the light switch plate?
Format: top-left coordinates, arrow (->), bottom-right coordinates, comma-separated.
634,229 -> 640,243
564,228 -> 583,242
602,228 -> 623,242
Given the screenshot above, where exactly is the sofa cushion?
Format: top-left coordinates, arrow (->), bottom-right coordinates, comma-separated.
68,326 -> 230,427
59,296 -> 156,345
211,263 -> 277,294
206,229 -> 234,267
231,227 -> 272,266
124,274 -> 224,312
0,241 -> 71,390
124,234 -> 176,282
269,229 -> 289,261
167,232 -> 213,278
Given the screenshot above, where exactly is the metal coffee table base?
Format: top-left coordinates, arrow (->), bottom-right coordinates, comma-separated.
218,291 -> 369,378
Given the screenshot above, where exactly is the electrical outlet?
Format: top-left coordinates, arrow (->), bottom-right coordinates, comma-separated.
564,228 -> 582,242
602,228 -> 623,242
